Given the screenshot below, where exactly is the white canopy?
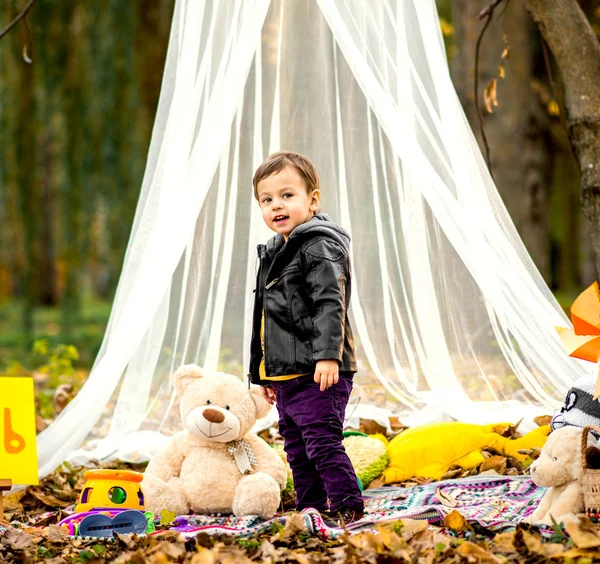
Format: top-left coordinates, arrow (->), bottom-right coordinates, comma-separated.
36,0 -> 588,478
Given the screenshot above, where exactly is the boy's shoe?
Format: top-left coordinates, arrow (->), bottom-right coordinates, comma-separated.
320,507 -> 364,527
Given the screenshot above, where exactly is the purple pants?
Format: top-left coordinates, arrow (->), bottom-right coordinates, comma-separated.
271,375 -> 364,513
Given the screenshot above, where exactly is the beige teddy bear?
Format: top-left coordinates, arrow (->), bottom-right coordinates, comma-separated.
143,365 -> 287,519
527,426 -> 584,524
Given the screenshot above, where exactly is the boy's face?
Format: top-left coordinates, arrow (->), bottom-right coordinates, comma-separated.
256,166 -> 321,240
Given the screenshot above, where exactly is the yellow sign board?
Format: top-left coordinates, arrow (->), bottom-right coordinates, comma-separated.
0,377 -> 39,485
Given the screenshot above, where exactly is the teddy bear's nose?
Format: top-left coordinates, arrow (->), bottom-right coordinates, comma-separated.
203,408 -> 225,424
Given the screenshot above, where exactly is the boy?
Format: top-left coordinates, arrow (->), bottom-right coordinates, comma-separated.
247,151 -> 364,524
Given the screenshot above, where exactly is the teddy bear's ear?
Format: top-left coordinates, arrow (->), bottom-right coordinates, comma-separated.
250,387 -> 272,419
172,364 -> 204,395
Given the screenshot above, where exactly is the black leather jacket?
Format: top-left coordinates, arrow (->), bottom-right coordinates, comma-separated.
248,214 -> 357,385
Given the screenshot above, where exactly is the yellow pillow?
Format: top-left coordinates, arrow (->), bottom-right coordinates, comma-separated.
382,422 -> 550,484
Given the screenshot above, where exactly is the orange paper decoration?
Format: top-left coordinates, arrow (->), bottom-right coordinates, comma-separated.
556,281 -> 600,399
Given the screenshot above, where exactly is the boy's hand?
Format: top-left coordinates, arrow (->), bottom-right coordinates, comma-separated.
314,359 -> 339,391
260,386 -> 277,405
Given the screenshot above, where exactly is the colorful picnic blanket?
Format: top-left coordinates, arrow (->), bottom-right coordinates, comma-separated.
1,475 -> 545,540
166,475 -> 545,539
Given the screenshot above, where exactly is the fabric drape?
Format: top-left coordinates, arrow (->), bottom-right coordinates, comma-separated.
36,0 -> 587,478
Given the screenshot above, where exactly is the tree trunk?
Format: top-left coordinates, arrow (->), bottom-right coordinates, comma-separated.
15,54 -> 37,337
452,0 -> 552,281
38,131 -> 58,306
526,0 -> 600,280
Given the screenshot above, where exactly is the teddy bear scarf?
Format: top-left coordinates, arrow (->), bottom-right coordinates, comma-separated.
227,439 -> 258,474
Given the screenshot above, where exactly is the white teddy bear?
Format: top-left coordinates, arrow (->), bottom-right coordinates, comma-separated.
527,426 -> 585,524
143,364 -> 287,519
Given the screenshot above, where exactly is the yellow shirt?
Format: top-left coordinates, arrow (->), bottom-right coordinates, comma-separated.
259,311 -> 310,382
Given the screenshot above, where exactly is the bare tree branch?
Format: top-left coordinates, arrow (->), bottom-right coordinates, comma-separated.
474,0 -> 508,177
0,0 -> 37,41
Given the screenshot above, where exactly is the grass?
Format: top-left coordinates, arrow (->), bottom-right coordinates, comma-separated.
0,297 -> 112,370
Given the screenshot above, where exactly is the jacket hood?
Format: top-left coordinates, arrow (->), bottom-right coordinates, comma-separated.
264,213 -> 351,254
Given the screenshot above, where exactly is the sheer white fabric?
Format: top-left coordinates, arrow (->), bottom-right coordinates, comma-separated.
36,0 -> 590,478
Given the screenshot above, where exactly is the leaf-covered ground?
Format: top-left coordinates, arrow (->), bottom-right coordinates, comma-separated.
1,373 -> 597,563
4,474 -> 600,564
4,446 -> 600,563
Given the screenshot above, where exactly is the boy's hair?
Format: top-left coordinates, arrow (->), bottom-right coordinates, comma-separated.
253,151 -> 320,200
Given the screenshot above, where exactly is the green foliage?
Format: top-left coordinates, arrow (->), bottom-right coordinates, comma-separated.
0,297 -> 111,369
547,515 -> 570,544
159,509 -> 177,527
92,544 -> 107,557
77,549 -> 97,562
0,338 -> 83,419
37,546 -> 55,559
271,521 -> 285,536
236,537 -> 261,551
33,340 -> 79,385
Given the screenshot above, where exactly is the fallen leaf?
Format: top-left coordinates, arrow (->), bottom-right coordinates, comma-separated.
492,424 -> 509,437
443,510 -> 473,532
481,455 -> 507,474
492,531 -> 516,552
479,469 -> 501,477
190,549 -> 215,564
516,529 -> 565,557
484,78 -> 498,113
149,553 -> 170,564
54,384 -> 74,414
559,547 -> 599,559
366,477 -> 385,489
347,531 -> 383,551
359,418 -> 387,435
441,467 -> 463,480
271,512 -> 307,541
159,509 -> 177,527
396,519 -> 428,542
114,532 -> 139,550
411,476 -> 433,485
1,528 -> 34,550
388,417 -> 406,432
27,489 -> 71,508
2,490 -> 25,511
436,488 -> 457,508
258,540 -> 285,562
564,515 -> 600,548
498,64 -> 505,79
534,415 -> 552,427
290,554 -> 312,564
154,530 -> 182,543
36,413 -> 47,433
283,512 -> 307,536
547,100 -> 560,117
46,524 -> 69,543
148,540 -> 186,560
456,541 -> 503,563
375,526 -> 406,551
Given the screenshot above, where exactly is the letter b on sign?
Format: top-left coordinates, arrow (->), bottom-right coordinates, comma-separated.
4,408 -> 26,454
0,377 -> 39,485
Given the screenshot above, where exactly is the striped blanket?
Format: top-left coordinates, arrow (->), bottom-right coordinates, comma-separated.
167,475 -> 545,539
1,476 -> 545,540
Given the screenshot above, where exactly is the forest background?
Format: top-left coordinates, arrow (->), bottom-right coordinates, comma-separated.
1,0 -> 599,373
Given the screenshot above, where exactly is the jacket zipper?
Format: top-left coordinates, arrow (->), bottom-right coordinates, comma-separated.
265,278 -> 279,290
